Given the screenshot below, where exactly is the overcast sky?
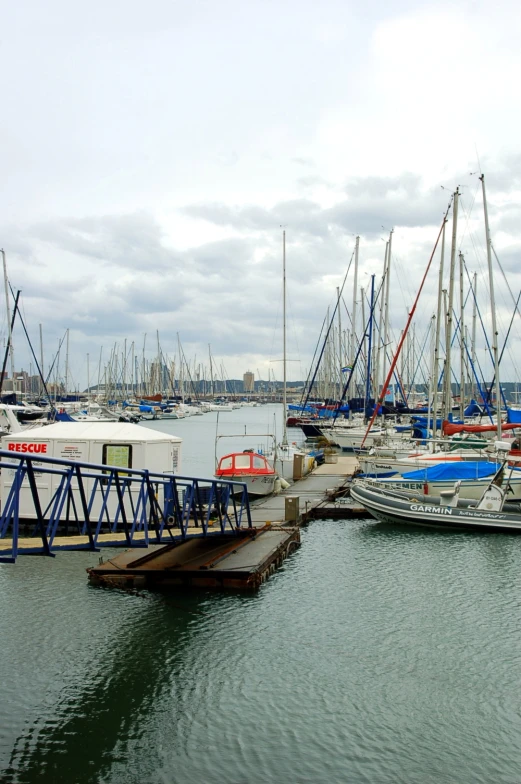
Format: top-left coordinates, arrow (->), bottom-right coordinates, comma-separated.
1,0 -> 520,391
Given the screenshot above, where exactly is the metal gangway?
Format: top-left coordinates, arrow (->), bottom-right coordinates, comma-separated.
0,449 -> 251,563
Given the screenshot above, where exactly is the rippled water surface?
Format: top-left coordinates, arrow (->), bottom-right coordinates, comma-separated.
1,407 -> 521,783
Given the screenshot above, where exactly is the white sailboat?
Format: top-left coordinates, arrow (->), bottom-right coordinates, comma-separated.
272,231 -> 316,481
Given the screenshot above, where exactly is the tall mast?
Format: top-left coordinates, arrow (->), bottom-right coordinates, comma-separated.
1,250 -> 15,386
360,286 -> 365,400
282,230 -> 288,446
472,272 -> 477,400
65,328 -> 70,397
480,173 -> 502,440
39,323 -> 44,398
364,275 -> 375,422
383,230 -> 393,387
156,330 -> 161,393
459,252 -> 466,421
97,347 -> 103,399
142,333 -> 147,396
208,344 -> 214,399
349,236 -> 360,406
131,341 -> 135,397
375,241 -> 388,402
443,188 -> 459,421
337,286 -> 342,401
432,220 -> 447,437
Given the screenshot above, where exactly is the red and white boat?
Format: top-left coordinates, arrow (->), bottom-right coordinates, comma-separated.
215,450 -> 277,498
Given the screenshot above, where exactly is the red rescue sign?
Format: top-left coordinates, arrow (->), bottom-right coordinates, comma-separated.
7,443 -> 48,454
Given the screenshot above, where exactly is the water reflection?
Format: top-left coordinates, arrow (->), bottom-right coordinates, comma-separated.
3,587 -> 212,784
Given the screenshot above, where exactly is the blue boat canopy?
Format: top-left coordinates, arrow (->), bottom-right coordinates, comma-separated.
401,462 -> 502,481
507,407 -> 521,424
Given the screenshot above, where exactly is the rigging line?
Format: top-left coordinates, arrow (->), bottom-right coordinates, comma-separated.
360,198 -> 454,448
331,275 -> 386,422
492,244 -> 521,321
487,289 -> 521,403
462,259 -> 508,408
408,317 -> 435,393
302,252 -> 354,409
298,313 -> 328,406
44,331 -> 68,387
7,285 -> 55,408
456,184 -> 480,250
0,290 -> 20,397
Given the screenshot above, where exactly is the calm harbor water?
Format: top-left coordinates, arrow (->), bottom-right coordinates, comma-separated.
1,406 -> 521,783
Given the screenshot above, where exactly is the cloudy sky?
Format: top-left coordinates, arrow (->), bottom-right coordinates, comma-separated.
1,0 -> 520,391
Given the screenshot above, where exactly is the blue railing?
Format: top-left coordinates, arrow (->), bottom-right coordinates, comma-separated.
0,450 -> 252,563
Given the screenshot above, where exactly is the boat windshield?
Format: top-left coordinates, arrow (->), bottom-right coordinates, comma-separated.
220,456 -> 233,470
234,454 -> 251,468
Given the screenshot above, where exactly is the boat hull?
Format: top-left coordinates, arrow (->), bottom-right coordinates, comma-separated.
367,474 -> 521,501
216,473 -> 276,498
350,481 -> 521,532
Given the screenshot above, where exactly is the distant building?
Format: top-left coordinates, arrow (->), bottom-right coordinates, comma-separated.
243,371 -> 254,393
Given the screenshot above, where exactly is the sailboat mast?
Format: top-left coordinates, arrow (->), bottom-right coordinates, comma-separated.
480,174 -> 502,440
337,286 -> 342,401
432,220 -> 446,438
208,344 -> 214,399
39,323 -> 45,399
1,250 -> 15,386
443,188 -> 459,421
282,230 -> 288,446
472,272 -> 477,400
65,328 -> 70,398
349,236 -> 360,406
375,241 -> 388,402
364,275 -> 375,422
459,252 -> 466,421
383,230 -> 392,387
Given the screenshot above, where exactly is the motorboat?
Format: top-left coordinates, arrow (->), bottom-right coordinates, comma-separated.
350,444 -> 521,532
360,460 -> 521,501
215,450 -> 277,498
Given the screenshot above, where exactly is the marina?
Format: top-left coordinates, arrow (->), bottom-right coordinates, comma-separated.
1,3 -> 520,780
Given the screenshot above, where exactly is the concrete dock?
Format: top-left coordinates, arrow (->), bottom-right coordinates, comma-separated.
249,455 -> 366,525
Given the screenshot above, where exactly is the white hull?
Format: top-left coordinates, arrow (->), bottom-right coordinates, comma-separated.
323,427 -> 385,450
368,474 -> 521,501
359,450 -> 491,476
221,473 -> 276,497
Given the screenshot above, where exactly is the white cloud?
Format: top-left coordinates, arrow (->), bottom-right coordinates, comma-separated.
0,0 -> 520,390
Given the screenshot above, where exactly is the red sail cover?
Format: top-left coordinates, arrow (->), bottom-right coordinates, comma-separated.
442,421 -> 521,435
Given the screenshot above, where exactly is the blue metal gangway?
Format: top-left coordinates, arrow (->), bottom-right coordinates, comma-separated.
0,449 -> 251,563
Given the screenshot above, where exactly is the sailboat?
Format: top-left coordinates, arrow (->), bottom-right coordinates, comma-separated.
271,231 -> 319,481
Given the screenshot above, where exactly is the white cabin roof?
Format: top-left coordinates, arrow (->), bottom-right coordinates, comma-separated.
1,422 -> 182,444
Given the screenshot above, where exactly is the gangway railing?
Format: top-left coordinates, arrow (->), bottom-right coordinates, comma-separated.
0,450 -> 252,563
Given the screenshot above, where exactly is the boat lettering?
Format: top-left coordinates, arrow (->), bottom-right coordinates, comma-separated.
7,443 -> 47,454
410,504 -> 453,515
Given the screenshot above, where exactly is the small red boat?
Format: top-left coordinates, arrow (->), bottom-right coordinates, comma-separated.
215,450 -> 277,497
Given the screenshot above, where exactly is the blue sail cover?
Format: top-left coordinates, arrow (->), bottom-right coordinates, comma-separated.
464,399 -> 485,417
507,407 -> 521,424
401,462 -> 502,481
